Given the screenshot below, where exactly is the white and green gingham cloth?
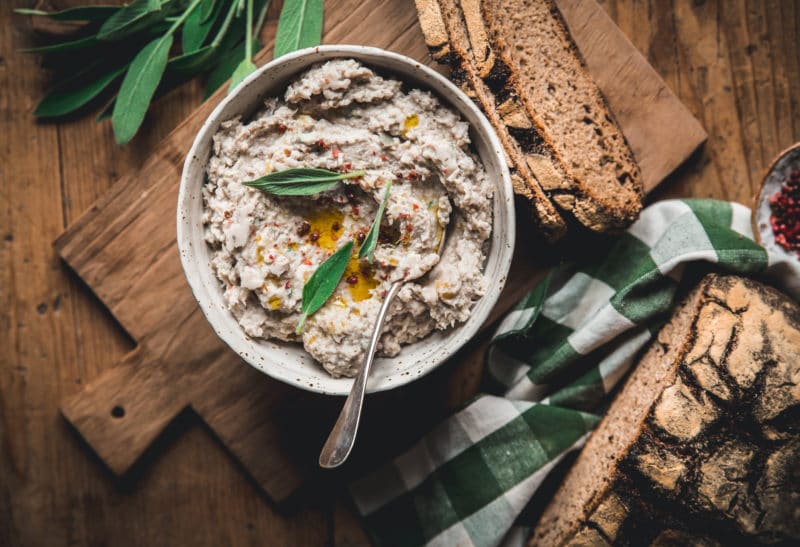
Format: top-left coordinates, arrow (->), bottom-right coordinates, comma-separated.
349,199 -> 800,547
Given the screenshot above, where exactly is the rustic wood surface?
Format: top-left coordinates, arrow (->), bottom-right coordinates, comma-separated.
1,0 -> 798,546
52,0 -> 705,507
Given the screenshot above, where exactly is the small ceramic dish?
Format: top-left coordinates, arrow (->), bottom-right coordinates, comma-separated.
177,45 -> 515,395
753,142 -> 800,264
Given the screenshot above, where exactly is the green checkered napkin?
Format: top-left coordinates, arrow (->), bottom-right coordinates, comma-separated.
350,199 -> 800,547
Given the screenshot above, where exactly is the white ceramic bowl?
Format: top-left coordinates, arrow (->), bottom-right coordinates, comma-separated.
178,45 -> 515,395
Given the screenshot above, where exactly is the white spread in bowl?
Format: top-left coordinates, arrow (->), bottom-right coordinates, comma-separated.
202,59 -> 493,377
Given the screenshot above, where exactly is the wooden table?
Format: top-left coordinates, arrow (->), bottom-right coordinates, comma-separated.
2,1 -> 798,545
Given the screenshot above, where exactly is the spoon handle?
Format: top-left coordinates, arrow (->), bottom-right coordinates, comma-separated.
319,281 -> 402,468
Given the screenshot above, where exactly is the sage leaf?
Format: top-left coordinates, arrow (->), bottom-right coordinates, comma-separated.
169,44 -> 219,73
112,34 -> 173,145
228,58 -> 257,91
20,35 -> 99,53
200,0 -> 218,22
243,168 -> 366,196
144,19 -> 174,36
182,0 -> 221,52
35,65 -> 127,118
15,6 -> 119,22
296,240 -> 354,334
274,0 -> 323,58
98,0 -> 165,42
358,181 -> 392,263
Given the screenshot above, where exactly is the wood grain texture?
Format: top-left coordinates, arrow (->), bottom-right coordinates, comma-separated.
559,0 -> 707,191
2,0 -> 799,545
53,0 -> 704,506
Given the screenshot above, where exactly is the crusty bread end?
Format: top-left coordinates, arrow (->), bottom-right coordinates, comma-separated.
531,275 -> 800,545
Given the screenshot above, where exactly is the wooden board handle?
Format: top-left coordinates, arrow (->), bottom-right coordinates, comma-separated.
60,346 -> 190,476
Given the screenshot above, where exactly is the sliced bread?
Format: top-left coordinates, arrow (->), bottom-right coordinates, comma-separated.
530,274 -> 800,545
415,0 -> 644,233
416,0 -> 568,239
482,0 -> 643,231
457,0 -> 585,208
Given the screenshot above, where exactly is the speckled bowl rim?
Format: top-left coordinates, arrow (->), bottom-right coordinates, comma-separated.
177,45 -> 515,396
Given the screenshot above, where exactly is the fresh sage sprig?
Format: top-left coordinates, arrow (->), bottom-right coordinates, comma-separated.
243,168 -> 366,196
296,240 -> 354,334
358,181 -> 392,263
34,64 -> 128,118
18,0 -> 324,145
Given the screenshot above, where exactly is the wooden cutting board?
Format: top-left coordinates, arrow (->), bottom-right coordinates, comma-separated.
55,0 -> 706,504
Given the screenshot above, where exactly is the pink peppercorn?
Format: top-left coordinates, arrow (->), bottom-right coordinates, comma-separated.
769,169 -> 800,258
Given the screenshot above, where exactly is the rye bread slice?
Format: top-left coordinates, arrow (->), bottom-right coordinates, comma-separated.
530,274 -> 800,546
453,0 -> 583,223
416,0 -> 568,240
482,0 -> 644,232
456,0 -> 587,209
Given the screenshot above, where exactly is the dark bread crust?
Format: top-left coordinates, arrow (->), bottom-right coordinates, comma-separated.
530,275 -> 800,546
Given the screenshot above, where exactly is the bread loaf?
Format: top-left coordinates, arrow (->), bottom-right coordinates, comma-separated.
530,274 -> 800,546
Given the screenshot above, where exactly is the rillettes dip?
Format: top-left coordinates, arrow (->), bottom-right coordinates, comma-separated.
203,59 -> 493,377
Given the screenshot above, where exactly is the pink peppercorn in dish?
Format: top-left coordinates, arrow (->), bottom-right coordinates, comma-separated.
768,169 -> 800,259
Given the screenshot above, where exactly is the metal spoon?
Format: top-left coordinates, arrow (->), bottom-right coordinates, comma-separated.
319,228 -> 447,468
